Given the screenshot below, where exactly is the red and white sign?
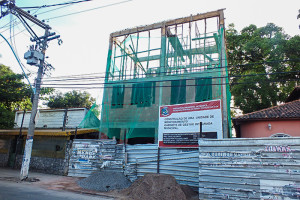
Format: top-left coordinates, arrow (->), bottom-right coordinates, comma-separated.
158,99 -> 223,148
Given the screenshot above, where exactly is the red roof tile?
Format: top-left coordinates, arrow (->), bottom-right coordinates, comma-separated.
233,99 -> 300,121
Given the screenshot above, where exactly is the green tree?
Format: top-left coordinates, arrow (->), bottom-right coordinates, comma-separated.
226,23 -> 300,114
0,64 -> 32,128
46,90 -> 95,109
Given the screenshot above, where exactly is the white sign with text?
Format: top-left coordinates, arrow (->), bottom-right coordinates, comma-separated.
158,99 -> 223,147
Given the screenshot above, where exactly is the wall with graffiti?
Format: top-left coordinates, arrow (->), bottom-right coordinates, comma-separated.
199,137 -> 300,199
68,139 -> 123,177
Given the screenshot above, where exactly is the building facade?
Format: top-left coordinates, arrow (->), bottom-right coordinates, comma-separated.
100,10 -> 231,144
233,100 -> 300,138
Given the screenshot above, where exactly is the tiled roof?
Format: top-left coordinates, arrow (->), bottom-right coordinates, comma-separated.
233,99 -> 300,121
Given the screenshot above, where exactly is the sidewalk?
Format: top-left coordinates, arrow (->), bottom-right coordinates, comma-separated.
0,167 -> 116,199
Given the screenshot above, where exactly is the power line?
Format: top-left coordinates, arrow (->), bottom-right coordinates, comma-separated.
8,14 -> 32,74
0,4 -> 44,32
0,32 -> 34,92
41,70 -> 300,86
0,1 -> 78,31
43,72 -> 106,80
0,0 -> 132,44
41,59 -> 300,82
39,69 -> 300,86
44,0 -> 133,20
19,0 -> 92,9
38,78 -> 299,90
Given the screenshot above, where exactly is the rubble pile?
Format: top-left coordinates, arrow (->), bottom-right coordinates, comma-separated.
77,171 -> 131,192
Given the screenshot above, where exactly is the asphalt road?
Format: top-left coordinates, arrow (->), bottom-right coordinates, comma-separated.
0,180 -> 114,200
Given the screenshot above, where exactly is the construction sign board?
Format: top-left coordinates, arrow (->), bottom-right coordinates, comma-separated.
158,99 -> 223,148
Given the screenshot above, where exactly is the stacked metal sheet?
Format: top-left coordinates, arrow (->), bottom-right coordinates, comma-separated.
68,139 -> 123,177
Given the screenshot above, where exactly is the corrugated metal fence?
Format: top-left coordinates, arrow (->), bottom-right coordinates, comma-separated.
68,139 -> 124,177
68,141 -> 199,188
198,137 -> 300,199
126,144 -> 199,188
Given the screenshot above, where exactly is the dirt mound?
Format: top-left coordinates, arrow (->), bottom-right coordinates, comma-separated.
119,173 -> 197,200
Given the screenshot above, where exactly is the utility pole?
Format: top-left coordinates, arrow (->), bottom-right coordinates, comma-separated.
0,1 -> 60,180
20,28 -> 49,180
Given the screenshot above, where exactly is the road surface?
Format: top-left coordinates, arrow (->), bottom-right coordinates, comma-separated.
0,180 -> 114,200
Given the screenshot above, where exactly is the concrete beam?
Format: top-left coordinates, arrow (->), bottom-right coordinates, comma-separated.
111,9 -> 225,37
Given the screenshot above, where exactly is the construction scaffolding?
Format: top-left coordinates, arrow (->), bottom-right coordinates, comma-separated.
99,9 -> 231,143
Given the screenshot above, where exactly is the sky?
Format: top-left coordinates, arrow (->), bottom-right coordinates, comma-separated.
0,0 -> 299,102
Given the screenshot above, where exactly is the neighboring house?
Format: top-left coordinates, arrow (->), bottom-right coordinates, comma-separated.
100,10 -> 231,144
14,107 -> 88,129
0,107 -> 100,174
233,99 -> 300,138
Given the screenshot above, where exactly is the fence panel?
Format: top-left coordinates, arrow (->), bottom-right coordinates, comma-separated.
126,144 -> 199,188
198,137 -> 300,200
68,139 -> 123,177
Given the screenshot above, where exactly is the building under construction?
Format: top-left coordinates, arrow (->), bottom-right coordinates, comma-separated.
99,9 -> 231,144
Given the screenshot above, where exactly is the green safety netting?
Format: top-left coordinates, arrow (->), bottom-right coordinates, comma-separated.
78,103 -> 100,129
81,19 -> 232,141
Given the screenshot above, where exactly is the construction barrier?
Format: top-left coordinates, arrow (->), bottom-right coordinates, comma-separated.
199,137 -> 300,199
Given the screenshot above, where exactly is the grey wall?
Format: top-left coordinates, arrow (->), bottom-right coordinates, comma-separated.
14,140 -> 72,175
0,154 -> 9,167
0,136 -> 13,167
15,156 -> 67,175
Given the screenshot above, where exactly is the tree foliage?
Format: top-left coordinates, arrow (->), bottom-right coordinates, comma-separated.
226,23 -> 300,114
46,90 -> 95,109
0,64 -> 32,128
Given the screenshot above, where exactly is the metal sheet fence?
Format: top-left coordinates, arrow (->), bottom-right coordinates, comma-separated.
68,139 -> 124,177
126,144 -> 199,188
198,137 -> 300,199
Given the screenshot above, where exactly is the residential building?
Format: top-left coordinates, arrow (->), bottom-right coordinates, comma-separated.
233,99 -> 300,138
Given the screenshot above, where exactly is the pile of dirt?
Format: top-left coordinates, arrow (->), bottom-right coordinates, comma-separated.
77,171 -> 131,192
119,173 -> 198,200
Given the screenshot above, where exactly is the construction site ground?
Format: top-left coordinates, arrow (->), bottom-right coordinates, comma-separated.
0,168 -> 198,200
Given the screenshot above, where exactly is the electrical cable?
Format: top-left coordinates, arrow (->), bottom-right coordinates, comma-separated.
0,4 -> 43,32
0,0 -> 132,46
9,14 -> 29,74
37,78 -> 300,90
0,33 -> 35,93
39,69 -> 300,87
41,70 -> 300,86
0,1 -> 87,32
41,59 -> 300,82
19,0 -> 92,9
44,0 -> 133,20
1,2 -> 298,92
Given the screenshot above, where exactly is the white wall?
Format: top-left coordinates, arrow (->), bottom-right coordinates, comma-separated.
14,108 -> 88,129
